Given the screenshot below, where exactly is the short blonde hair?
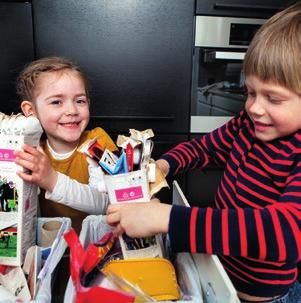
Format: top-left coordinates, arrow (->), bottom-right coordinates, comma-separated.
16,56 -> 90,101
243,2 -> 301,94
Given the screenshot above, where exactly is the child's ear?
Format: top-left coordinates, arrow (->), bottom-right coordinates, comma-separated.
21,101 -> 36,117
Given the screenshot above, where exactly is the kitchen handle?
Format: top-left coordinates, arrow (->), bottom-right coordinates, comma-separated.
213,51 -> 245,60
205,51 -> 245,62
213,3 -> 284,13
90,115 -> 175,121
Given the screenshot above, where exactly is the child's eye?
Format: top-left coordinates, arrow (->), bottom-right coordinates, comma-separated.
76,99 -> 87,104
50,100 -> 61,105
267,96 -> 281,104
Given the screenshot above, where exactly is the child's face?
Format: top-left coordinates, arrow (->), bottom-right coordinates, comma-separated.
32,70 -> 90,152
245,75 -> 301,142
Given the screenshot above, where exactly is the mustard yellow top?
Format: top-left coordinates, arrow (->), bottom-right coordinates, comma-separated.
39,127 -> 117,233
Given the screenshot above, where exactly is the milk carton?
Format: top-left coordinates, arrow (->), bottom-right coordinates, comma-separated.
0,113 -> 43,266
105,169 -> 164,259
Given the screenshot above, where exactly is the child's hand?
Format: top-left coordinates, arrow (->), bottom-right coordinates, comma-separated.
14,144 -> 58,192
106,199 -> 172,237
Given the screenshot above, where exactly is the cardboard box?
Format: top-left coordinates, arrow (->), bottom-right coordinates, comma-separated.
105,169 -> 150,203
173,181 -> 240,303
63,215 -> 202,302
64,206 -> 240,302
0,115 -> 42,266
105,169 -> 163,259
64,179 -> 240,302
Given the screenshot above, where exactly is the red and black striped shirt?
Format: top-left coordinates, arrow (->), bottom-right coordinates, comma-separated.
162,110 -> 301,297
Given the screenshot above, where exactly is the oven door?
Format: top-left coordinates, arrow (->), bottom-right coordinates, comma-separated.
191,46 -> 247,133
196,0 -> 291,18
191,16 -> 265,133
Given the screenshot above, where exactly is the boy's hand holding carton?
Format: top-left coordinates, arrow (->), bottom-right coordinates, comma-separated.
79,128 -> 168,259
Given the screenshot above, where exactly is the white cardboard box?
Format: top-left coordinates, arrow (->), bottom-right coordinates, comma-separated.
172,181 -> 240,303
105,169 -> 163,260
0,132 -> 41,266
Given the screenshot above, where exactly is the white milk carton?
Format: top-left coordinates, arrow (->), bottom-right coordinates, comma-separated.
105,169 -> 164,259
0,113 -> 43,266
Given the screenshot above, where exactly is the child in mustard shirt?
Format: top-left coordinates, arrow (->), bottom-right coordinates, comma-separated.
14,56 -> 117,232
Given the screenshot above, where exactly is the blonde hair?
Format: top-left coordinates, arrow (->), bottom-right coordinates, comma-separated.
243,2 -> 301,94
16,56 -> 90,101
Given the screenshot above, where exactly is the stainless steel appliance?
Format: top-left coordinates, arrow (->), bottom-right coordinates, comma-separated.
191,16 -> 266,133
195,0 -> 292,18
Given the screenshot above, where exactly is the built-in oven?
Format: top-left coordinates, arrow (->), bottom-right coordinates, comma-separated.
190,16 -> 266,133
195,0 -> 293,18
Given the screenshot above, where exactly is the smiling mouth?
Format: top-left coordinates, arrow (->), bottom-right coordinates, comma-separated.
254,121 -> 272,127
253,121 -> 273,132
59,121 -> 80,126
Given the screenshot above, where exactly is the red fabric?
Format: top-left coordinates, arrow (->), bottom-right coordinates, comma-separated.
189,207 -> 198,253
205,208 -> 213,254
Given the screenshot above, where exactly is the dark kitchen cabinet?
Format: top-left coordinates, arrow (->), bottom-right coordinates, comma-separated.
0,2 -> 34,114
32,0 -> 194,135
196,0 -> 296,18
152,134 -> 187,203
185,134 -> 224,207
186,165 -> 223,207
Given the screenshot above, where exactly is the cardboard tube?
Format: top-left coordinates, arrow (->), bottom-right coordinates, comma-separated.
40,220 -> 62,247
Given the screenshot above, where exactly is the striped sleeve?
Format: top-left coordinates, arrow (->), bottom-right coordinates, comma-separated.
168,191 -> 301,263
166,111 -> 301,263
160,111 -> 245,176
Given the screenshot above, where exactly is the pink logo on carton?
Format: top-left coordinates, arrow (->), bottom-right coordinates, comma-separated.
0,149 -> 15,162
115,186 -> 143,202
